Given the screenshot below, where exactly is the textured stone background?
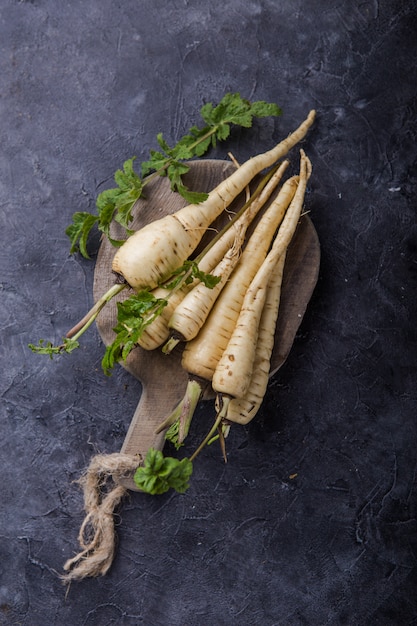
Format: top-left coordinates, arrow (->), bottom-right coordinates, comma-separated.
1,1 -> 416,624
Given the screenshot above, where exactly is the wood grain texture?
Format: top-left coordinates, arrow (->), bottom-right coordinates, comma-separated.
93,159 -> 320,490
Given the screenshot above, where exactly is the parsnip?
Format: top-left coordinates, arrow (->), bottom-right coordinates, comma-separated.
226,253 -> 287,425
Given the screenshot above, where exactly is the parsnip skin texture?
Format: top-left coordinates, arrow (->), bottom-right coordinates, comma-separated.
222,150 -> 312,423
136,285 -> 179,350
112,215 -> 190,290
112,111 -> 316,291
212,283 -> 269,399
138,221 -> 247,351
149,161 -> 291,353
138,230 -> 243,352
181,175 -> 299,382
213,150 -> 311,401
212,150 -> 311,398
168,226 -> 244,345
227,252 -> 287,425
136,220 -> 247,352
196,159 -> 289,276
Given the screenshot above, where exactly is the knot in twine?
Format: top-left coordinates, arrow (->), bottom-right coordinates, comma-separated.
62,452 -> 141,583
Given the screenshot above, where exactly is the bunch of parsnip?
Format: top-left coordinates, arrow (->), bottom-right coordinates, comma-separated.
28,101 -> 319,582
30,101 -> 316,496
108,112 -> 315,490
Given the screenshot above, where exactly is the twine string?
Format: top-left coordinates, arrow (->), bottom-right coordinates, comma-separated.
62,452 -> 141,583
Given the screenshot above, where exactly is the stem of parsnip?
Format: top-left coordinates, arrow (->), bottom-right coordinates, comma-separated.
66,283 -> 128,339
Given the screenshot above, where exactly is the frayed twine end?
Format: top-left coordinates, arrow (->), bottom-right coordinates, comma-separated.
62,452 -> 141,583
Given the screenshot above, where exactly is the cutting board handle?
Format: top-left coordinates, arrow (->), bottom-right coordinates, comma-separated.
117,376 -> 184,490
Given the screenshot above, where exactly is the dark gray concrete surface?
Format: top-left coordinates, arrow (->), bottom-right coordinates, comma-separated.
1,1 -> 416,624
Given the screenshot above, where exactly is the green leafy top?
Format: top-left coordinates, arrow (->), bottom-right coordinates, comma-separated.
66,93 -> 282,257
133,448 -> 193,495
163,259 -> 221,290
101,290 -> 168,375
28,337 -> 80,358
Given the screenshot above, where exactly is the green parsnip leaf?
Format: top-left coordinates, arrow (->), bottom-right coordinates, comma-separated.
174,186 -> 209,205
165,420 -> 184,450
96,158 -> 143,236
133,449 -> 193,495
66,213 -> 99,258
67,93 -> 282,257
141,150 -> 170,178
101,291 -> 168,375
28,337 -> 80,358
164,260 -> 222,291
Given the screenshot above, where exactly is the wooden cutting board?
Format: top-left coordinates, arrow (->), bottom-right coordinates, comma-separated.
93,159 -> 320,490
